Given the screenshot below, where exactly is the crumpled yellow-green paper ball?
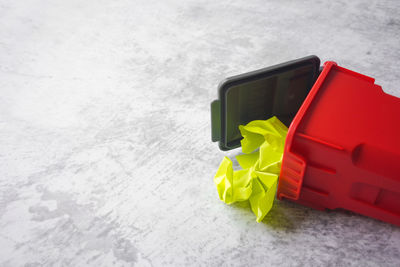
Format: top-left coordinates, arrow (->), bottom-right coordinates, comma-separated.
214,116 -> 288,222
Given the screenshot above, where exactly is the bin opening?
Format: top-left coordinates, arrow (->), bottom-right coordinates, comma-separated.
211,55 -> 321,151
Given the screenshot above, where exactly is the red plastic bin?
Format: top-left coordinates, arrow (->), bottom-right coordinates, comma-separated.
277,61 -> 400,226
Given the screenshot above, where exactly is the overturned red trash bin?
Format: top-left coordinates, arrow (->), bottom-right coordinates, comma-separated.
211,56 -> 400,226
278,60 -> 400,226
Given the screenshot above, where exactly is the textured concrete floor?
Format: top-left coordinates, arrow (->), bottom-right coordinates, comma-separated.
0,0 -> 400,266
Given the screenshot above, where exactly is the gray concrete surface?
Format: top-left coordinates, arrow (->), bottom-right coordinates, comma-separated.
0,0 -> 399,266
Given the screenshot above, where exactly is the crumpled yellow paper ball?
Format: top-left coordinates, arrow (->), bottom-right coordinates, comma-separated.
214,116 -> 288,222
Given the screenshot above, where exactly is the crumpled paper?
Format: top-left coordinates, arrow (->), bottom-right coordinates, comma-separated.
214,116 -> 288,222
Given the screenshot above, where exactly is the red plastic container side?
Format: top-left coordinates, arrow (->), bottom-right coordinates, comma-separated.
277,61 -> 400,226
